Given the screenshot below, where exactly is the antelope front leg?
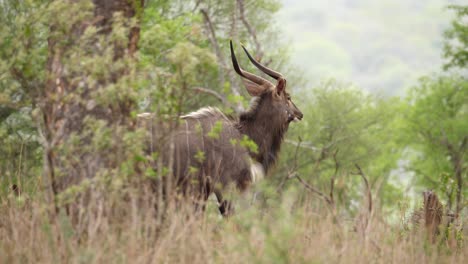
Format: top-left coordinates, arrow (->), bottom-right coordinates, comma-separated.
214,190 -> 234,217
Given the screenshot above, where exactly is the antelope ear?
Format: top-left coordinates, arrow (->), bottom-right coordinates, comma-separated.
243,79 -> 265,96
276,78 -> 286,94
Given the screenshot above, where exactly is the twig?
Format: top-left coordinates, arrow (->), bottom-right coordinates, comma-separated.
292,136 -> 302,171
200,8 -> 244,113
330,149 -> 340,205
277,137 -> 302,191
200,9 -> 226,69
50,119 -> 68,147
285,139 -> 320,151
237,0 -> 263,60
191,87 -> 227,104
35,112 -> 58,213
353,164 -> 373,239
294,174 -> 334,206
282,139 -> 337,208
354,164 -> 372,215
192,0 -> 202,12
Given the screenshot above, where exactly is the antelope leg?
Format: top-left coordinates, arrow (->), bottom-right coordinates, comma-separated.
214,190 -> 234,217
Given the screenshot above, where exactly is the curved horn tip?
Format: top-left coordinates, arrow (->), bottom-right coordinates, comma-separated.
230,40 -> 245,78
240,44 -> 255,59
240,44 -> 249,53
240,44 -> 283,80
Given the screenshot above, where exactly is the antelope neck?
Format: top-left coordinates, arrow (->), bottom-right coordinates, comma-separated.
237,111 -> 286,173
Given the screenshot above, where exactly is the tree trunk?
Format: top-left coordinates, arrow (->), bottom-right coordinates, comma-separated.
449,136 -> 466,216
454,155 -> 463,216
41,0 -> 143,210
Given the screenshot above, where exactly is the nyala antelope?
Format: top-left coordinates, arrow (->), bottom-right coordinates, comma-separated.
155,41 -> 303,216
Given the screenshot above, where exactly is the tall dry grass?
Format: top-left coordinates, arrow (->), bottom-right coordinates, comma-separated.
0,186 -> 465,264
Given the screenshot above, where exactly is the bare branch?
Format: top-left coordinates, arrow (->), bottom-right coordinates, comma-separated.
191,87 -> 227,104
200,8 -> 244,113
354,164 -> 372,215
285,139 -> 320,151
460,135 -> 467,151
277,137 -> 302,191
294,174 -> 334,206
440,127 -> 455,152
50,119 -> 68,147
330,149 -> 340,205
352,164 -> 374,238
192,0 -> 202,12
292,136 -> 302,171
279,141 -> 339,223
200,9 -> 226,69
237,0 -> 263,60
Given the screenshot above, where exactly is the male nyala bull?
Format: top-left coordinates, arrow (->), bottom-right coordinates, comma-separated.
155,41 -> 302,216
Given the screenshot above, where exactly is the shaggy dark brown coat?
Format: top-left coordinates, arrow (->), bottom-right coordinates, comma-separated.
158,41 -> 303,215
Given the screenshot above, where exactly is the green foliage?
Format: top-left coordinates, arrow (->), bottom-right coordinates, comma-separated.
402,75 -> 467,210
0,0 -> 48,192
239,135 -> 259,154
443,5 -> 468,70
279,80 -> 402,212
227,135 -> 259,155
195,150 -> 206,163
0,108 -> 42,189
138,5 -> 218,116
207,121 -> 223,139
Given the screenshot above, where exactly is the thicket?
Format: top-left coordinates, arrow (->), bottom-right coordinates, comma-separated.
0,1 -> 466,263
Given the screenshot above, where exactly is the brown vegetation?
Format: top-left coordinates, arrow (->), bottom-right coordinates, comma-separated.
411,190 -> 463,247
1,191 -> 465,264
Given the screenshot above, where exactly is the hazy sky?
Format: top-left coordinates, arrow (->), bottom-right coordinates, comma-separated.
276,0 -> 464,95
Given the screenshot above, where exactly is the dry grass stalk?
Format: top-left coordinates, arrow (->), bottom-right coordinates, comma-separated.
1,187 -> 466,264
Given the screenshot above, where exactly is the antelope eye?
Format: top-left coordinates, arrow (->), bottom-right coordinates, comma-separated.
287,95 -> 291,100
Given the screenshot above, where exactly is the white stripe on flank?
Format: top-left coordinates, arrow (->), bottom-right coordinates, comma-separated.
137,112 -> 153,119
181,107 -> 225,119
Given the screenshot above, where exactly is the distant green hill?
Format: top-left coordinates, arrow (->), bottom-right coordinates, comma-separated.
277,0 -> 465,95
